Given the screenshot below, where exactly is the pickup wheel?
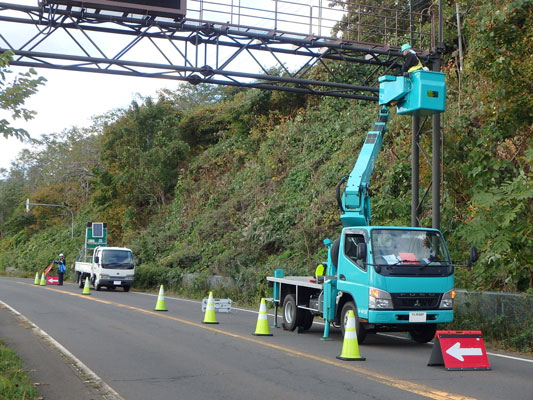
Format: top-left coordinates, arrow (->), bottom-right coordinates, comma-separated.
409,324 -> 437,343
282,294 -> 303,331
78,274 -> 85,289
91,275 -> 101,291
123,286 -> 130,292
340,301 -> 367,344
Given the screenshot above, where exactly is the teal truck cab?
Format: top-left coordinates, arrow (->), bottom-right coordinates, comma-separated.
267,70 -> 477,343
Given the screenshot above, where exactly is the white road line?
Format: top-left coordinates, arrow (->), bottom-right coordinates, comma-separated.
378,332 -> 533,363
485,352 -> 533,363
0,300 -> 125,400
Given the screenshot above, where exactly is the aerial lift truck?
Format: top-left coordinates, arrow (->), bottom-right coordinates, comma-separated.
268,70 -> 478,343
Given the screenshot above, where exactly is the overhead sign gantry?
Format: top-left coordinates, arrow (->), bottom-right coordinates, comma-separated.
0,1 -> 437,101
3,0 -> 444,228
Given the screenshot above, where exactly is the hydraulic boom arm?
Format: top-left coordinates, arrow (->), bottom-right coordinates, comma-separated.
337,106 -> 389,227
336,70 -> 446,228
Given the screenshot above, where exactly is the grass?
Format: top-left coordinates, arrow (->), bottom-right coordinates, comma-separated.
0,339 -> 39,400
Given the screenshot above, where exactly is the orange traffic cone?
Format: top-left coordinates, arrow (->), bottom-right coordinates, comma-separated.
337,310 -> 365,361
253,298 -> 273,336
202,292 -> 218,324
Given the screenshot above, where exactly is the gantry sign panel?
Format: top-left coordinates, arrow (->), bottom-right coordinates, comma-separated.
39,0 -> 187,18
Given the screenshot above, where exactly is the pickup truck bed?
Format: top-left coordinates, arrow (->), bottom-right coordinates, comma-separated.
74,262 -> 92,274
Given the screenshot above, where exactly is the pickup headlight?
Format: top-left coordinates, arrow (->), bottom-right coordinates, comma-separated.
439,289 -> 456,309
369,287 -> 393,309
98,274 -> 110,279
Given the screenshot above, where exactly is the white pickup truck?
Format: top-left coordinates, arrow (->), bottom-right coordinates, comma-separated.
75,246 -> 135,292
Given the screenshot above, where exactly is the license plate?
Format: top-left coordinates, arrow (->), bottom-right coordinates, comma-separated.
409,312 -> 426,322
113,281 -> 122,285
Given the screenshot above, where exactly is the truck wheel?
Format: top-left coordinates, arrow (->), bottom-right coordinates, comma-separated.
78,274 -> 85,288
300,310 -> 314,331
123,286 -> 130,292
409,325 -> 437,343
282,294 -> 303,331
340,301 -> 367,344
92,276 -> 101,291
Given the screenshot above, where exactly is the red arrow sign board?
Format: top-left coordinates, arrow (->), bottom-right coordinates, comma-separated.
428,330 -> 491,370
46,276 -> 59,285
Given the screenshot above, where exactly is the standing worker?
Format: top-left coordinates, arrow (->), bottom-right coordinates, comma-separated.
53,253 -> 66,285
400,43 -> 423,74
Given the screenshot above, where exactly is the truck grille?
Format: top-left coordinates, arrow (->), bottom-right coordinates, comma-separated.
391,293 -> 442,310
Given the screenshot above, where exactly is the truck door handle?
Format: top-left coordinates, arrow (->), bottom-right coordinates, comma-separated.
340,274 -> 346,281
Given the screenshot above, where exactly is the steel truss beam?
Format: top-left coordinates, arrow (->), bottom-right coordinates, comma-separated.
0,2 -> 427,101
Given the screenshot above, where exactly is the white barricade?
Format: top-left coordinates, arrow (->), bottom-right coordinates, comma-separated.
201,298 -> 232,313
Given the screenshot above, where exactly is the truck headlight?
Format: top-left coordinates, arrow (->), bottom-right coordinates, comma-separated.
369,287 -> 393,309
439,289 -> 456,309
98,274 -> 110,279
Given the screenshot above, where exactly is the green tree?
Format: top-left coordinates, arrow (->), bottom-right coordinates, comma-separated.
442,0 -> 533,291
0,51 -> 46,140
93,95 -> 189,239
160,83 -> 231,113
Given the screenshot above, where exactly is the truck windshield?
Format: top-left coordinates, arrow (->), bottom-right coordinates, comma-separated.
101,250 -> 134,269
371,229 -> 451,275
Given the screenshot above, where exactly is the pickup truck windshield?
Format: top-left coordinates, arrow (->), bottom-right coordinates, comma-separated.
371,229 -> 451,276
101,250 -> 134,269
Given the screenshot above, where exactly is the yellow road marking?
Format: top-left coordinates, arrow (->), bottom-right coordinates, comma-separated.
25,282 -> 477,400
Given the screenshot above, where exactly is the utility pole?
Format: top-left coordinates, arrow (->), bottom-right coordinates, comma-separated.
432,0 -> 445,230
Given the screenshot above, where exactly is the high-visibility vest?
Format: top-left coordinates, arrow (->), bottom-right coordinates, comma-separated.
408,57 -> 423,73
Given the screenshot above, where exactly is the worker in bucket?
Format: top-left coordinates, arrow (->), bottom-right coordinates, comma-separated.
400,43 -> 423,74
53,253 -> 67,285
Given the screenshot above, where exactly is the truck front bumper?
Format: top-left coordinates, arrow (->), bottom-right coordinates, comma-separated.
368,309 -> 453,324
98,278 -> 134,287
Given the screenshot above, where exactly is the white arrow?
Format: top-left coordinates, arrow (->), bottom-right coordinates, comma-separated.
446,342 -> 483,361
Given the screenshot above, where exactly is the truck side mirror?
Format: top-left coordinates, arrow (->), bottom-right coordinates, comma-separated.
356,242 -> 367,260
94,256 -> 99,264
137,257 -> 142,265
466,246 -> 478,267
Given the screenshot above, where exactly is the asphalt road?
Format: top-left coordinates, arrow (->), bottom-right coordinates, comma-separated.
1,277 -> 532,400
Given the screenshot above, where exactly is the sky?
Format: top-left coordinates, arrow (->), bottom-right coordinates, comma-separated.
0,67 -> 180,171
0,0 -> 334,174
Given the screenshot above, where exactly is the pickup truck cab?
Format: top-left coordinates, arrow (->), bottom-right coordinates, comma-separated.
75,246 -> 135,292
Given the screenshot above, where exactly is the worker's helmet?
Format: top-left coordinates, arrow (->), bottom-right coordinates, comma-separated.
401,43 -> 412,52
59,253 -> 64,258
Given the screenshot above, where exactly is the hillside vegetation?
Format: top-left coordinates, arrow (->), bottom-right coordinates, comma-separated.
1,0 -> 531,304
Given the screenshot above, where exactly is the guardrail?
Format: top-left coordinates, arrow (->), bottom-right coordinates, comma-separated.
455,289 -> 532,351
